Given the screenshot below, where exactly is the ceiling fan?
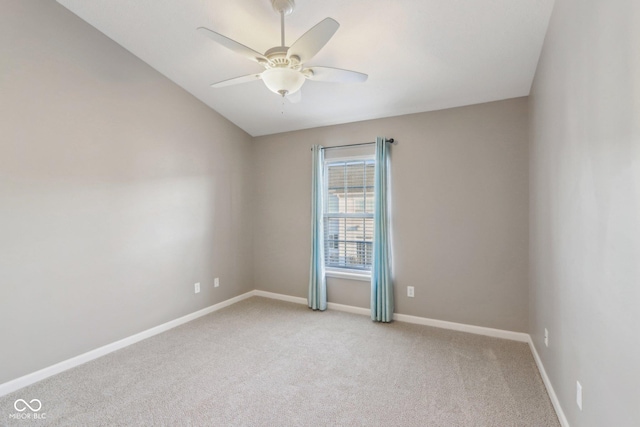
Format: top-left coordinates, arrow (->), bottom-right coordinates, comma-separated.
197,0 -> 368,102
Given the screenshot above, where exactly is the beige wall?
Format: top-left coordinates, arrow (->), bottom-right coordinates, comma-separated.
0,1 -> 253,384
253,98 -> 530,332
529,0 -> 640,425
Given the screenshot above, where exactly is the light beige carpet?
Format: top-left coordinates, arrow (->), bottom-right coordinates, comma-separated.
1,297 -> 559,426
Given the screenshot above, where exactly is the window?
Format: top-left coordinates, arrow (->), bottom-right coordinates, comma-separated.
323,157 -> 375,275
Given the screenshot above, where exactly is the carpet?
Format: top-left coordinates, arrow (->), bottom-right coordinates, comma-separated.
0,297 -> 559,426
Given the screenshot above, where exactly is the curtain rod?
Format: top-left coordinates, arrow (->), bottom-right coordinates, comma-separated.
311,138 -> 395,151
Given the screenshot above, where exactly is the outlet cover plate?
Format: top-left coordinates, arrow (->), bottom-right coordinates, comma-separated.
576,381 -> 582,410
544,328 -> 548,347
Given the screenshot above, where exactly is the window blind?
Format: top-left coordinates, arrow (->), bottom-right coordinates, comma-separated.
324,159 -> 375,271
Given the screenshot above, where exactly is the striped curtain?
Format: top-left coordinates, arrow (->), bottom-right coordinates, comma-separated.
371,137 -> 393,322
308,145 -> 327,311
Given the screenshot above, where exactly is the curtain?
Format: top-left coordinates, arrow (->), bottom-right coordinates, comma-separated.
371,137 -> 393,322
308,145 -> 327,311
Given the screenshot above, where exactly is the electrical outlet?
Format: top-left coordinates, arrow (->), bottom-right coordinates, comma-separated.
194,283 -> 200,294
576,381 -> 583,410
407,286 -> 414,298
214,277 -> 220,288
544,328 -> 549,347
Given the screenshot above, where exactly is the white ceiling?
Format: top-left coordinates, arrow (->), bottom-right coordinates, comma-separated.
56,0 -> 554,137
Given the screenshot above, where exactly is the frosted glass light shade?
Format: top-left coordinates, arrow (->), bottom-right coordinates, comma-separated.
262,68 -> 305,96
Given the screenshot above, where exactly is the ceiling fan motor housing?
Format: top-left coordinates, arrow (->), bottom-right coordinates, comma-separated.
271,0 -> 295,16
264,46 -> 300,70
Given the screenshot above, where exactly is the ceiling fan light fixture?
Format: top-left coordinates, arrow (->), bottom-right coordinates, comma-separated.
261,68 -> 305,97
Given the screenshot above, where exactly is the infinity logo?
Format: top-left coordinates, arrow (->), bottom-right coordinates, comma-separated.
14,399 -> 42,412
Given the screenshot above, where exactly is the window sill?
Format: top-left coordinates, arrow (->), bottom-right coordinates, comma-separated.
325,269 -> 371,282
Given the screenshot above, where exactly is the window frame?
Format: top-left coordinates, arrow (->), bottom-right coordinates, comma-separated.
322,154 -> 375,280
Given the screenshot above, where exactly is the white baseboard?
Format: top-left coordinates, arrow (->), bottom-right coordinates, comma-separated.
327,302 -> 370,316
393,312 -> 529,342
0,291 -> 255,397
528,337 -> 570,427
251,291 -> 372,317
251,290 -> 307,305
252,290 -> 529,342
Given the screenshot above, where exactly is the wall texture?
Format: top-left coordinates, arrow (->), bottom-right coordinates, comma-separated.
529,0 -> 640,425
0,0 -> 253,384
253,98 -> 530,332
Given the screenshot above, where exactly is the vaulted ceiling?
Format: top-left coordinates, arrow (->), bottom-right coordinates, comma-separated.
57,0 -> 554,136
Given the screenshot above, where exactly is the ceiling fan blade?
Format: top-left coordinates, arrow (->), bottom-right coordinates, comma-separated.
305,67 -> 368,83
285,90 -> 302,104
211,74 -> 262,88
287,18 -> 339,63
197,27 -> 268,64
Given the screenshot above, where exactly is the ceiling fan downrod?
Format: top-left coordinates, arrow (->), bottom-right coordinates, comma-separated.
271,0 -> 295,47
